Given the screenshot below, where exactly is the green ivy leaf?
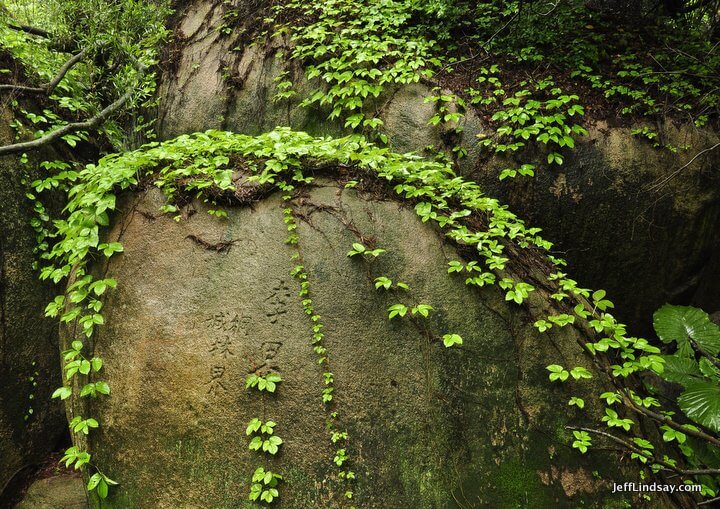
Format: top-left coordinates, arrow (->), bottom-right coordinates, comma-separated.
442,334 -> 463,347
569,397 -> 585,409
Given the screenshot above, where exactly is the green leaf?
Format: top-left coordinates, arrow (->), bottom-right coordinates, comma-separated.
570,366 -> 592,380
411,304 -> 433,317
547,364 -> 569,382
52,386 -> 72,400
654,305 -> 720,356
87,473 -> 102,491
246,418 -> 262,435
79,360 -> 91,375
249,436 -> 263,450
659,355 -> 702,385
699,357 -> 720,378
677,380 -> 720,432
347,243 -> 366,257
442,334 -> 463,348
91,357 -> 103,372
388,303 -> 408,319
374,277 -> 392,290
569,397 -> 585,409
95,381 -> 110,395
97,478 -> 108,499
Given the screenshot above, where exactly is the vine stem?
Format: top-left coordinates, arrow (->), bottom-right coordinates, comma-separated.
622,395 -> 720,448
689,338 -> 720,370
282,182 -> 354,504
698,495 -> 720,506
565,426 -> 720,476
537,271 -> 720,450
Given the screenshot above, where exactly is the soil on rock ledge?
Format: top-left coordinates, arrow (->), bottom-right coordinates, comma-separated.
62,183 -> 668,509
158,0 -> 720,335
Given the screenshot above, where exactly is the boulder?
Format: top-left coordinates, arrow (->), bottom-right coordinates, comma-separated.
0,106 -> 66,496
62,184 -> 664,508
157,0 -> 720,335
15,473 -> 87,509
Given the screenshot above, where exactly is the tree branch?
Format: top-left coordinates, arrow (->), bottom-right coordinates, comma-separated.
0,58 -> 147,157
689,338 -> 720,371
0,46 -> 90,95
6,22 -> 79,52
699,495 -> 720,506
7,23 -> 51,39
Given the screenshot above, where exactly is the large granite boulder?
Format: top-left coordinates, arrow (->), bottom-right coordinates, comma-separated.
157,0 -> 720,335
61,183 -> 668,508
0,106 -> 66,497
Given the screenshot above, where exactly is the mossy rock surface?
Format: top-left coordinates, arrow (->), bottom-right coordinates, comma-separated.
62,182 -> 667,508
0,106 -> 66,494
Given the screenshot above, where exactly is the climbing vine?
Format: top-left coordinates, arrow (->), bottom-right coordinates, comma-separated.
280,180 -> 356,505
245,369 -> 284,504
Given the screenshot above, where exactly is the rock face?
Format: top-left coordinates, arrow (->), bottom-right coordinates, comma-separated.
63,184 -> 661,508
473,123 -> 720,334
158,0 -> 720,335
0,106 -> 66,495
15,473 -> 87,509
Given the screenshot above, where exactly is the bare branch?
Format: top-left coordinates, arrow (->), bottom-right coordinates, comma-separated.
699,495 -> 720,506
0,58 -> 147,157
647,142 -> 720,192
0,46 -> 90,95
7,23 -> 51,39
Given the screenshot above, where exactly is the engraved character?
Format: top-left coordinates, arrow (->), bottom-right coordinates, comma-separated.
264,281 -> 292,324
207,365 -> 227,395
209,335 -> 235,358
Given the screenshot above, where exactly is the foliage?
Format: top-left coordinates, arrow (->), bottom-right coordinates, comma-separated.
4,0 -> 717,504
247,419 -> 283,455
33,121 -> 720,502
246,373 -> 283,393
346,242 -> 385,258
273,0 -> 444,140
1,0 -> 172,150
36,126 -> 546,502
653,305 -> 720,433
17,2 -> 720,500
249,467 -> 282,504
268,0 -> 719,179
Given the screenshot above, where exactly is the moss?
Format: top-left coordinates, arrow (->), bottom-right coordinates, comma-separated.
496,458 -> 555,508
